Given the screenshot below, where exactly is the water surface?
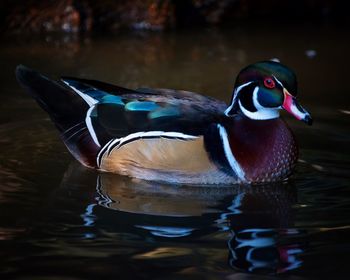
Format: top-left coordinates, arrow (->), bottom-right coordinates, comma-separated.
0,25 -> 350,279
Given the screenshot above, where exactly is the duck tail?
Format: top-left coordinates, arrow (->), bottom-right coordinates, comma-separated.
15,65 -> 99,168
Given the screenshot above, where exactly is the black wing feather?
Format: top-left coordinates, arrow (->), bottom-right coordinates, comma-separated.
61,77 -> 228,137
16,65 -> 99,167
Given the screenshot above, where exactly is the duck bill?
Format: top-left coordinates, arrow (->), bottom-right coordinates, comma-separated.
282,89 -> 313,125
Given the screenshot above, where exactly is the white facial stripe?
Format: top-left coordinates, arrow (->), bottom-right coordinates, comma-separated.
224,81 -> 253,116
273,75 -> 284,88
86,106 -> 101,147
217,124 -> 245,182
238,86 -> 280,120
62,80 -> 98,107
252,86 -> 261,108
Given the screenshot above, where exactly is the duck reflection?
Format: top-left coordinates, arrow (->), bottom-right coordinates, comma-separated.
223,190 -> 303,274
62,163 -> 304,274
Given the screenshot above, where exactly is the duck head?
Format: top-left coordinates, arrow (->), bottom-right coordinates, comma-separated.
225,61 -> 312,125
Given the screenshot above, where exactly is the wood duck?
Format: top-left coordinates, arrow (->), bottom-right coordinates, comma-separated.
16,61 -> 312,185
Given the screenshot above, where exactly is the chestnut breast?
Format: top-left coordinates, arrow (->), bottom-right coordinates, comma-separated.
227,118 -> 298,183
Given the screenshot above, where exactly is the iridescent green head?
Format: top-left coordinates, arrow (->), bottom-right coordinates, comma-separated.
225,61 -> 312,125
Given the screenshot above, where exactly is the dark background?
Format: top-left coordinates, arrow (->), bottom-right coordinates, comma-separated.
1,1 -> 350,279
1,0 -> 349,34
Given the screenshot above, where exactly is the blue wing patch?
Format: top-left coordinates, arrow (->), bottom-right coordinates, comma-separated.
149,106 -> 180,119
125,101 -> 159,111
101,95 -> 125,105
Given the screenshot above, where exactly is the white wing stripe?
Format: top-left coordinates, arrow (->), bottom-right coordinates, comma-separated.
97,131 -> 198,167
217,124 -> 246,181
96,139 -> 113,167
62,80 -> 98,107
86,106 -> 101,147
111,131 -> 197,153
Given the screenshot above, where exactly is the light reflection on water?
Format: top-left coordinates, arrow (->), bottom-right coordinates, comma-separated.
0,25 -> 350,279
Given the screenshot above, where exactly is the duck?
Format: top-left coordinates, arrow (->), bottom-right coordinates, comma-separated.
16,61 -> 312,185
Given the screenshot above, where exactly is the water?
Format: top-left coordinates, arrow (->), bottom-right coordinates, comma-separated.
0,25 -> 350,279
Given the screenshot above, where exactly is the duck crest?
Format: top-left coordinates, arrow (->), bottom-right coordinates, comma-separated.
225,118 -> 298,183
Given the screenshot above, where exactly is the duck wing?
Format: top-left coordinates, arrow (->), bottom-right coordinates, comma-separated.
61,77 -> 228,147
16,65 -> 229,174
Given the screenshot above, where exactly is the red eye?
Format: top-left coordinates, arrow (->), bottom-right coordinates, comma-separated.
264,77 -> 275,89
